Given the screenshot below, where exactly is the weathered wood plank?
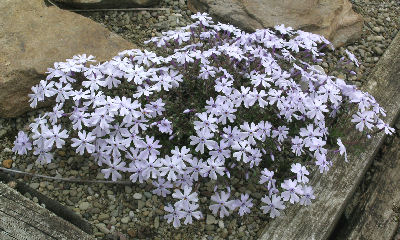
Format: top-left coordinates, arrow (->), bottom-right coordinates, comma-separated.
0,172 -> 93,234
332,136 -> 400,240
0,210 -> 50,240
0,182 -> 94,240
0,231 -> 19,240
0,193 -> 78,239
259,32 -> 400,240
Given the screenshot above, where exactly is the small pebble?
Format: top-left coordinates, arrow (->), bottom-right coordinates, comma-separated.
373,46 -> 384,55
7,181 -> 17,188
133,193 -> 143,200
125,186 -> 133,194
218,220 -> 225,229
373,26 -> 382,33
30,183 -> 39,189
2,159 -> 12,169
127,229 -> 137,238
79,202 -> 90,211
98,213 -> 110,221
137,200 -> 145,210
206,214 -> 216,225
121,216 -> 130,224
144,192 -> 152,199
154,216 -> 160,228
96,223 -> 110,234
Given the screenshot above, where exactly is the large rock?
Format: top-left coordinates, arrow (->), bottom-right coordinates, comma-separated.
188,0 -> 364,48
0,0 -> 136,118
54,0 -> 159,8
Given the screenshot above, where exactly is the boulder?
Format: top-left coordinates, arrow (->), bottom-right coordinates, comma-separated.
187,0 -> 364,48
53,0 -> 160,8
0,0 -> 136,118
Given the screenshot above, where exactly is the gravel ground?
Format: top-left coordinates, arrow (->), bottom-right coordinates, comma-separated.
0,0 -> 399,239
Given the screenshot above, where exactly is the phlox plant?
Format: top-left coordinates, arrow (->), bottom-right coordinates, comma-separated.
12,12 -> 394,228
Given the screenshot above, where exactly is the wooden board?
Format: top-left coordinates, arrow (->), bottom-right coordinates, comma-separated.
259,32 -> 400,240
0,182 -> 94,240
0,172 -> 93,235
331,135 -> 400,240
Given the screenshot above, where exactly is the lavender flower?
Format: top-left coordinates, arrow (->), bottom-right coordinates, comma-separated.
164,204 -> 185,228
13,131 -> 32,155
70,130 -> 96,155
261,194 -> 286,218
299,185 -> 316,206
281,179 -> 303,204
209,191 -> 237,218
337,138 -> 348,162
152,177 -> 173,197
290,163 -> 310,184
172,186 -> 199,209
235,193 -> 254,216
13,12 -> 395,228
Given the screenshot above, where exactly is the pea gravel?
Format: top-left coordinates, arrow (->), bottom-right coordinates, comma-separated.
0,0 -> 399,239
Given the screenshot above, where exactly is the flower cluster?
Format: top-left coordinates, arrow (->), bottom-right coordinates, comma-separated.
13,13 -> 393,227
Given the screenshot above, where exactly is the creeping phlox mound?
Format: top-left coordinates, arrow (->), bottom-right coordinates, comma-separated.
13,13 -> 394,227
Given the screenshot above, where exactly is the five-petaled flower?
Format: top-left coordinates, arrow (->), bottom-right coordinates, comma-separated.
71,130 -> 96,155
209,191 -> 237,218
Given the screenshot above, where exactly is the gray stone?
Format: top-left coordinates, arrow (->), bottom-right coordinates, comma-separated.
87,187 -> 94,196
96,173 -> 105,180
98,213 -> 110,221
218,220 -> 225,229
373,26 -> 382,33
124,186 -> 133,194
29,183 -> 39,189
47,163 -> 58,170
133,193 -> 143,200
70,197 -> 80,204
110,216 -> 117,225
111,210 -> 119,217
137,200 -> 145,210
121,216 -> 130,224
358,48 -> 366,58
373,35 -> 385,42
206,214 -> 216,225
0,129 -> 7,138
96,223 -> 110,234
373,46 -> 384,56
205,225 -> 215,231
88,208 -> 100,214
143,192 -> 152,199
154,216 -> 160,228
79,201 -> 90,211
187,0 -> 364,48
70,189 -> 77,197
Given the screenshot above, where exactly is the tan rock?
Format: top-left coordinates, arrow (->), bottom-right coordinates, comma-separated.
0,0 -> 136,118
188,0 -> 363,48
2,159 -> 13,169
